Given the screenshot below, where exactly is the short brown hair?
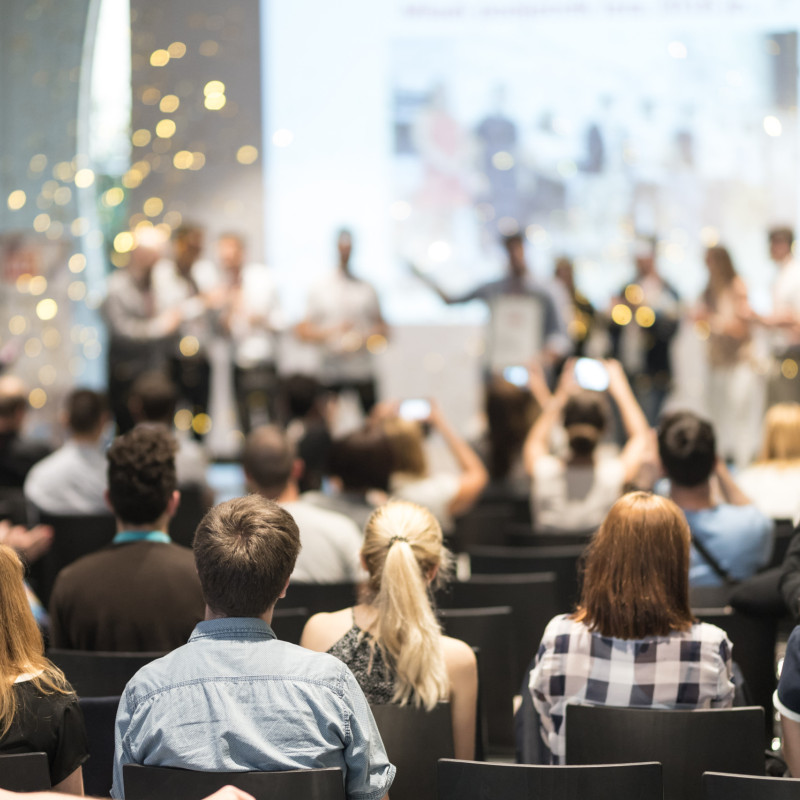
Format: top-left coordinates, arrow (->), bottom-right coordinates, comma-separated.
573,491 -> 694,639
242,426 -> 294,498
67,389 -> 108,435
193,495 -> 301,617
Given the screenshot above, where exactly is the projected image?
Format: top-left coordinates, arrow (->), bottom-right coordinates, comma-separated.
390,27 -> 798,305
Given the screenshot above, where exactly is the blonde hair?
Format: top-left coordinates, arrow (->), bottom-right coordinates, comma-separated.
759,403 -> 800,463
0,545 -> 72,737
361,501 -> 451,710
383,419 -> 428,477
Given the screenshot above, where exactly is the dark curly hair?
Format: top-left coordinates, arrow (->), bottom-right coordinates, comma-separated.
107,424 -> 178,525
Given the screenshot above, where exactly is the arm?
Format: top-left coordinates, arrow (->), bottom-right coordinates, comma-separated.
780,533 -> 800,621
606,359 -> 651,484
443,637 -> 478,761
428,402 -> 488,517
51,767 -> 83,795
712,460 -> 753,506
103,287 -> 181,341
409,262 -> 473,306
782,716 -> 800,777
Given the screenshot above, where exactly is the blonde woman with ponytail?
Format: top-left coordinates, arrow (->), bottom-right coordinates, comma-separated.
300,501 -> 478,760
0,545 -> 88,792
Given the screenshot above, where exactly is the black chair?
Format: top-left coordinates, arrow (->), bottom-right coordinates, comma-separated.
702,771 -> 800,799
370,703 -> 454,800
28,512 -> 116,606
439,606 -> 515,752
435,573 -> 559,685
451,505 -> 514,552
272,607 -> 310,646
504,521 -> 595,549
566,705 -> 765,800
123,764 -> 346,800
169,485 -> 212,548
47,650 -> 164,697
284,582 -> 359,616
468,544 -> 587,612
693,605 -> 778,741
437,758 -> 663,800
0,752 -> 50,791
769,519 -> 794,570
80,695 -> 120,797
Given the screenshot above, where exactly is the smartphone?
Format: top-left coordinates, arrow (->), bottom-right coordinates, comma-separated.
398,398 -> 431,421
574,358 -> 609,392
502,366 -> 529,387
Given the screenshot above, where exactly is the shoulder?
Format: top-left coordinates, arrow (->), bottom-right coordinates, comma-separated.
540,613 -> 582,646
441,634 -> 477,668
300,608 -> 354,652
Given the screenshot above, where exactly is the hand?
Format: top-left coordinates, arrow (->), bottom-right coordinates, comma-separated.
201,787 -> 257,800
427,397 -> 444,427
0,521 -> 53,563
554,357 -> 579,400
369,400 -> 400,423
160,306 -> 183,335
604,358 -> 630,395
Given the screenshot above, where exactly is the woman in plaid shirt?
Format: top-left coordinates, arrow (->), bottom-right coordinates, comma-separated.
529,491 -> 735,763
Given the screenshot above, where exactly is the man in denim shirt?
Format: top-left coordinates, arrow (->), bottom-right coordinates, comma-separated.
111,495 -> 394,800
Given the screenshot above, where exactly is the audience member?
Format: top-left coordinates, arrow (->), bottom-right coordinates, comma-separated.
303,426 -> 394,529
24,389 -> 109,515
658,411 -> 773,586
217,232 -> 283,432
48,426 -> 204,651
111,494 -> 395,800
529,492 -> 734,764
243,425 -> 363,583
0,544 -> 88,792
523,359 -> 650,532
737,403 -> 800,522
0,375 -> 51,490
102,228 -> 181,433
296,229 -> 388,414
128,371 -> 208,489
775,625 -> 800,776
553,256 -> 596,358
301,500 -> 478,760
381,399 -> 488,531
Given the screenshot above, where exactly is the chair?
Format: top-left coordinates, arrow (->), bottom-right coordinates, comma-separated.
28,512 -> 116,606
284,582 -> 359,616
702,771 -> 800,799
468,544 -> 587,612
47,650 -> 164,697
80,695 -> 121,797
566,705 -> 765,800
435,573 -> 559,685
169,484 -> 212,548
123,764 -> 346,800
0,752 -> 50,791
451,505 -> 514,552
271,606 -> 310,646
504,521 -> 595,549
693,605 -> 778,742
439,606 -> 516,752
370,703 -> 454,800
437,758 -> 663,800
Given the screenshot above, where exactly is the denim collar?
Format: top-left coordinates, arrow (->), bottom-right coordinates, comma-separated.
189,617 -> 276,642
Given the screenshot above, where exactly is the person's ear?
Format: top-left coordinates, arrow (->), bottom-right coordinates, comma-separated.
427,563 -> 440,585
166,490 -> 181,518
291,458 -> 304,483
103,489 -> 113,515
279,576 -> 291,600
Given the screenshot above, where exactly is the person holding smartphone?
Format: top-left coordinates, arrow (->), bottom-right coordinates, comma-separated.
522,359 -> 651,533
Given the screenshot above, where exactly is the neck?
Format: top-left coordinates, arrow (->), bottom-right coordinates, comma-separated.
116,511 -> 170,535
204,605 -> 275,625
670,481 -> 713,511
276,482 -> 299,503
70,432 -> 102,447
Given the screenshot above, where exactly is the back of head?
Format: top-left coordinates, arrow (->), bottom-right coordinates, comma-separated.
0,545 -> 68,735
361,501 -> 451,710
760,403 -> 800,462
0,376 -> 28,430
485,377 -> 538,480
107,425 -> 178,525
576,491 -> 693,639
657,411 -> 716,487
66,389 -> 108,437
129,372 -> 177,425
329,426 -> 393,493
563,391 -> 607,458
193,495 -> 301,617
243,425 -> 294,498
383,418 -> 427,477
284,374 -> 325,421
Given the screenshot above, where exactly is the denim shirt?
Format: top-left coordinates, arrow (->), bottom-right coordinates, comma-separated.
111,617 -> 395,799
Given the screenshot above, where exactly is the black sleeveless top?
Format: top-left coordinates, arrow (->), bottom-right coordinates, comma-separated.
327,619 -> 396,704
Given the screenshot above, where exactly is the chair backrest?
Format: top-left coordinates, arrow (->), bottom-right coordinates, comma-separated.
169,485 -> 211,548
439,606 -> 515,752
435,572 -> 559,685
468,544 -> 587,611
123,764 -> 346,800
693,606 -> 777,742
79,695 -> 121,797
30,512 -> 117,605
504,521 -> 596,549
437,758 -> 663,800
702,771 -> 800,799
566,705 -> 765,800
284,582 -> 359,616
271,607 -> 310,646
47,650 -> 164,697
769,519 -> 794,569
370,703 -> 454,800
451,505 -> 515,551
0,752 -> 50,791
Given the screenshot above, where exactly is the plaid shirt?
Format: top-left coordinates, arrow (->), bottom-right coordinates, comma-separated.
529,614 -> 734,763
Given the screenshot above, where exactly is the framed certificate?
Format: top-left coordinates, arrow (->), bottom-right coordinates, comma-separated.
487,295 -> 543,370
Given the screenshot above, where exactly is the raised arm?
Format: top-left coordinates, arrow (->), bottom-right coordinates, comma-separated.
713,460 -> 753,507
409,262 -> 469,305
523,362 -> 574,474
606,359 -> 651,484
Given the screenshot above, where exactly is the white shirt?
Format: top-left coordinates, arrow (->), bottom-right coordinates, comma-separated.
227,263 -> 283,367
772,257 -> 800,350
390,472 -> 461,532
306,271 -> 382,382
282,499 -> 364,583
24,440 -> 107,515
736,463 -> 800,523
